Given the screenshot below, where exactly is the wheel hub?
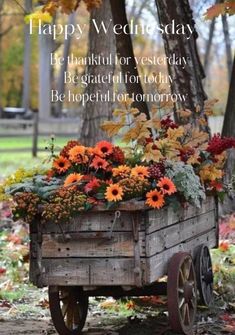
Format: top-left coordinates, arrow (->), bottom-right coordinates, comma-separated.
204,270 -> 213,284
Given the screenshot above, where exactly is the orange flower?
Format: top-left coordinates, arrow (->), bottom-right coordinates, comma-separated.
131,166 -> 149,179
64,173 -> 83,187
94,141 -> 113,157
53,156 -> 71,174
69,145 -> 87,164
105,184 -> 124,202
146,189 -> 165,209
112,165 -> 131,177
90,156 -> 109,170
157,177 -> 177,195
219,241 -> 230,252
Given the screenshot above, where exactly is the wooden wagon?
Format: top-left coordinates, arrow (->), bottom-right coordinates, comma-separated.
30,196 -> 218,335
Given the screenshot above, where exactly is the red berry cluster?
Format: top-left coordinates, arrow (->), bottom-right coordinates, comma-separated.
206,134 -> 235,155
179,148 -> 195,163
160,116 -> 178,130
148,163 -> 165,179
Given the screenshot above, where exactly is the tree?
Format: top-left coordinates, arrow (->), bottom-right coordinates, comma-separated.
22,0 -> 32,111
55,11 -> 76,117
155,0 -> 208,129
110,0 -> 150,118
79,0 -> 115,146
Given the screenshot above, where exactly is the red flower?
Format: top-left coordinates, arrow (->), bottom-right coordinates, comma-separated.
90,156 -> 109,170
0,268 -> 6,276
160,116 -> 178,130
219,241 -> 230,252
84,178 -> 101,194
207,134 -> 235,155
94,141 -> 113,157
210,180 -> 223,192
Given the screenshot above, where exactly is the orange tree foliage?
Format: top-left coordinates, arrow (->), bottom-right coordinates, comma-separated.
40,0 -> 102,14
204,0 -> 235,20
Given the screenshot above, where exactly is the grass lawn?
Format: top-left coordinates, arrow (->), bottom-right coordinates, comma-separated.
0,136 -> 74,177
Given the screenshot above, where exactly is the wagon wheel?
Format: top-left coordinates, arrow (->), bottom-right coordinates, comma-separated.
167,252 -> 197,335
194,244 -> 214,306
48,286 -> 88,335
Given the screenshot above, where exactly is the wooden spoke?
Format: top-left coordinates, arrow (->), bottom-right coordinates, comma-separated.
48,286 -> 89,335
194,244 -> 214,306
168,252 -> 197,335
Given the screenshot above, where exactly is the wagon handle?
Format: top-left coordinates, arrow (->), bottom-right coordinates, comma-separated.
109,210 -> 121,239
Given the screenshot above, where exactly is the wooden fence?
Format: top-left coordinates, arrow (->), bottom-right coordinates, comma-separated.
0,114 -> 81,157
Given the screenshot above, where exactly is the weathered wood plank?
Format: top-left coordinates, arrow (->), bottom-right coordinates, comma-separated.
146,229 -> 217,284
31,211 -> 146,234
146,210 -> 216,257
146,197 -> 215,235
39,232 -> 135,258
39,258 -> 136,286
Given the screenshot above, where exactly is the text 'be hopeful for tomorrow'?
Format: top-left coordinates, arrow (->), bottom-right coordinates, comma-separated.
30,19 -> 195,40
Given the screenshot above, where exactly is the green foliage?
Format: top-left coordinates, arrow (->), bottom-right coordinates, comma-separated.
166,161 -> 206,207
5,175 -> 62,200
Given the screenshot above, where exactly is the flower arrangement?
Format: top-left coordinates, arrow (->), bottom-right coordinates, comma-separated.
1,99 -> 235,225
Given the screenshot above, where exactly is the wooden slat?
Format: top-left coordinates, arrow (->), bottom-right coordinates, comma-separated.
39,258 -> 136,286
146,210 -> 216,257
40,232 -> 135,258
146,197 -> 215,235
146,229 -> 217,284
37,211 -> 146,234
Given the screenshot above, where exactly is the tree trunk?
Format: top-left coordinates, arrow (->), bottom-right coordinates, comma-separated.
220,55 -> 235,214
110,0 -> 150,118
79,0 -> 115,146
39,27 -> 53,119
55,11 -> 76,117
155,0 -> 208,128
22,0 -> 32,111
204,17 -> 216,75
221,14 -> 233,82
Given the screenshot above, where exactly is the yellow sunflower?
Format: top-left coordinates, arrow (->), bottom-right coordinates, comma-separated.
157,177 -> 177,195
53,156 -> 71,174
105,184 -> 124,202
146,189 -> 165,209
64,173 -> 83,187
131,166 -> 149,179
112,165 -> 131,177
69,145 -> 87,164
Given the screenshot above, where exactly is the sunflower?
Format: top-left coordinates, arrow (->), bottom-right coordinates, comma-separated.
131,166 -> 149,179
105,184 -> 124,202
64,173 -> 83,187
90,156 -> 109,170
112,165 -> 131,178
53,156 -> 71,174
146,189 -> 165,209
69,145 -> 87,164
157,177 -> 177,195
94,141 -> 113,157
